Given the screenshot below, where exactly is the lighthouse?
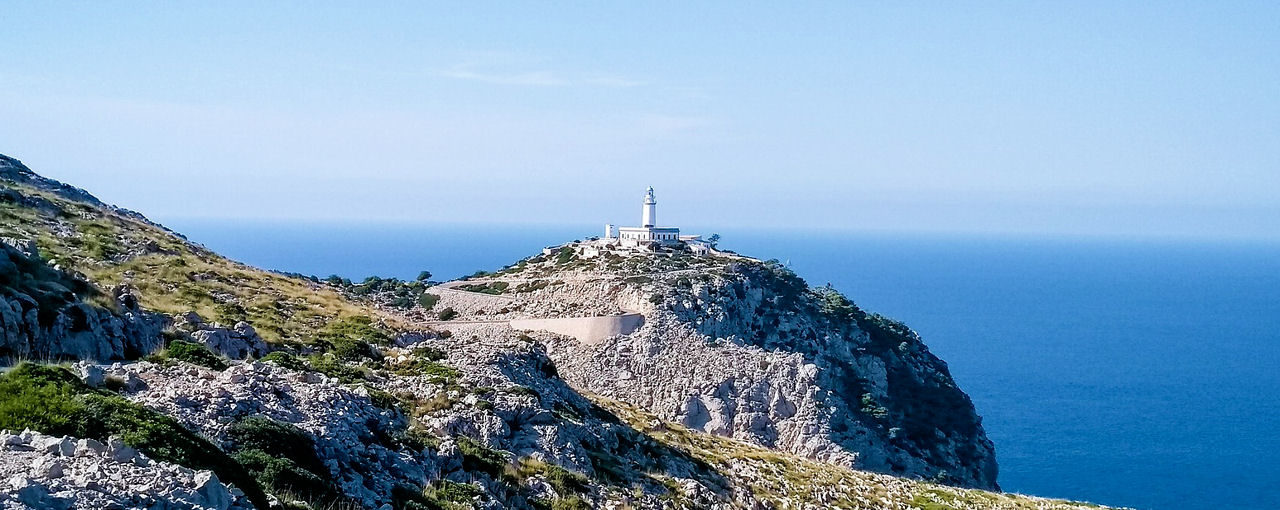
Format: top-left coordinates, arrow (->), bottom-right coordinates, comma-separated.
614,186 -> 682,247
641,186 -> 656,227
599,186 -> 710,253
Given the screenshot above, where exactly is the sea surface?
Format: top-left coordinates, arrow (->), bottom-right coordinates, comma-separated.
165,219 -> 1280,510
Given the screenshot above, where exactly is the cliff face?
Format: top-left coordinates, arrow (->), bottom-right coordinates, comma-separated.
0,237 -> 169,362
485,250 -> 997,489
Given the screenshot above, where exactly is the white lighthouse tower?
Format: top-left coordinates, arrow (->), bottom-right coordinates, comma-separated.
641,186 -> 656,227
616,186 -> 681,247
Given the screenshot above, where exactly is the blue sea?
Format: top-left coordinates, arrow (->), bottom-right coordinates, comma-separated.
166,219 -> 1280,510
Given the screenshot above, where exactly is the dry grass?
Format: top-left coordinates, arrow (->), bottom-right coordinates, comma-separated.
0,179 -> 399,346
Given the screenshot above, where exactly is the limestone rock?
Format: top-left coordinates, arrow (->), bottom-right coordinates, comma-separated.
0,430 -> 253,510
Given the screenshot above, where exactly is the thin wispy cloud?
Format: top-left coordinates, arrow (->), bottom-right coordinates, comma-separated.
438,68 -> 570,86
438,62 -> 644,88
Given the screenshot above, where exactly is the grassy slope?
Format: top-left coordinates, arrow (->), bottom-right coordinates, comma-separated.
0,167 -> 390,347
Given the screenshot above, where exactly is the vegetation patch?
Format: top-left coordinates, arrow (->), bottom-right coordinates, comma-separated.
457,281 -> 509,295
226,415 -> 354,508
511,280 -> 551,293
456,436 -> 509,478
515,458 -> 589,496
412,346 -> 448,361
314,315 -> 389,362
503,385 -> 540,400
307,354 -> 370,384
259,351 -> 309,371
388,357 -> 461,383
393,479 -> 482,510
0,363 -> 271,508
154,340 -> 228,370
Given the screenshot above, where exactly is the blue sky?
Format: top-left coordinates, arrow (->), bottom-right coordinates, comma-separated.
1,2 -> 1277,240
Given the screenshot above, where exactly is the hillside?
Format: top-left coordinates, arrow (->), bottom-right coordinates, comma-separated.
413,243 -> 996,489
0,154 -> 1114,509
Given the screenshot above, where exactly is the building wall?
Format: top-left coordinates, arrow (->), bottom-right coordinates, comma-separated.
618,227 -> 681,245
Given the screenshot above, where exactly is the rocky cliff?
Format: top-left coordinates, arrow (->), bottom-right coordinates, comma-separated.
0,153 -> 1111,509
438,246 -> 997,489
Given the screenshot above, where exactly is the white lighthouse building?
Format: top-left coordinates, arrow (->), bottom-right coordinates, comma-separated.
607,187 -> 685,247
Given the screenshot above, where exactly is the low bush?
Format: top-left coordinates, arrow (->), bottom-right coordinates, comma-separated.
392,480 -> 481,510
366,387 -> 400,411
233,449 -> 329,502
307,354 -> 368,384
226,416 -> 326,474
457,436 -> 508,477
259,351 -> 308,371
388,358 -> 461,384
516,458 -> 589,496
425,479 -> 482,504
162,340 -> 228,370
418,293 -> 440,310
437,308 -> 458,321
504,385 -> 540,400
412,346 -> 447,361
319,315 -> 390,347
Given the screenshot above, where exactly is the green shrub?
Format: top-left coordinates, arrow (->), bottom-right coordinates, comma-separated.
551,496 -> 590,510
544,463 -> 589,494
233,449 -> 329,502
424,479 -> 482,504
412,346 -> 447,361
518,458 -> 589,496
457,282 -> 507,295
259,351 -> 308,371
226,416 -> 326,475
390,426 -> 441,453
418,293 -> 440,310
389,358 -> 461,384
307,354 -> 368,384
319,315 -> 390,346
164,340 -> 228,370
327,337 -> 379,362
555,248 -> 575,265
224,416 -> 359,508
504,385 -> 540,400
392,481 -> 479,510
366,387 -> 400,411
0,364 -> 85,433
437,308 -> 458,321
456,436 -> 508,477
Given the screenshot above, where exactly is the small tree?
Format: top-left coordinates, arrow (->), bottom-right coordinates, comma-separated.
416,270 -> 432,282
707,233 -> 721,248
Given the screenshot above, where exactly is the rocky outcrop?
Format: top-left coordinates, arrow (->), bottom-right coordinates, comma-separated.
0,241 -> 168,362
89,343 -> 736,509
115,361 -> 435,508
496,254 -> 998,489
174,312 -> 270,359
0,429 -> 253,510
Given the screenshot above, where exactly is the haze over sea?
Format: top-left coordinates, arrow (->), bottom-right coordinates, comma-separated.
167,219 -> 1280,510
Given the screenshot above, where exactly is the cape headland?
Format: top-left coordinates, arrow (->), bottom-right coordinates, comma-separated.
0,153 -> 1116,509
